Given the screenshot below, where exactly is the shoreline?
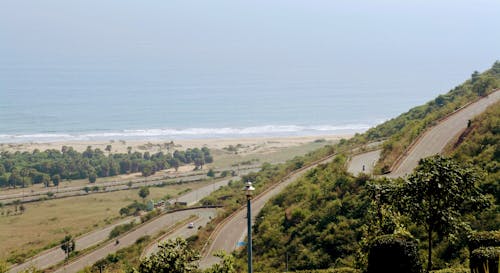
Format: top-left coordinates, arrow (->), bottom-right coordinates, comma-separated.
0,134 -> 352,155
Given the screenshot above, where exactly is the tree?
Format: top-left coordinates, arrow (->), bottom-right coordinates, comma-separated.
42,174 -> 50,187
105,145 -> 112,153
60,235 -> 75,259
204,251 -> 236,273
8,170 -> 21,188
51,174 -> 61,189
207,169 -> 215,178
135,238 -> 199,273
88,172 -> 97,183
393,155 -> 489,272
139,186 -> 150,202
171,158 -> 180,172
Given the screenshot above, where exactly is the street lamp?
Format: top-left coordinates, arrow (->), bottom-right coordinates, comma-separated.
243,181 -> 255,273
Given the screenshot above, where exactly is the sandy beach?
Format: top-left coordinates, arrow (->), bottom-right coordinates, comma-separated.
0,134 -> 351,155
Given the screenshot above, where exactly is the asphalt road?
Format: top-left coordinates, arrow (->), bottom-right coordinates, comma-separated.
199,155 -> 335,268
388,90 -> 500,178
142,212 -> 216,258
347,150 -> 381,175
54,208 -> 217,273
8,177 -> 238,273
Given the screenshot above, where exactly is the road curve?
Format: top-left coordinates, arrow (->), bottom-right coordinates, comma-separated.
199,155 -> 336,268
347,149 -> 381,175
389,90 -> 500,178
54,208 -> 217,273
142,212 -> 215,258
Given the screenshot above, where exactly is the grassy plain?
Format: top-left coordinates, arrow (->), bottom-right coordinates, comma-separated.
0,180 -> 212,262
0,136 -> 340,263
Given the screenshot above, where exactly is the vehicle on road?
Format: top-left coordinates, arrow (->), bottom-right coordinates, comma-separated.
188,222 -> 194,229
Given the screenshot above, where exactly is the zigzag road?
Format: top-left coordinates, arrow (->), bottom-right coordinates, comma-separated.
348,90 -> 500,178
199,155 -> 336,268
200,90 -> 500,269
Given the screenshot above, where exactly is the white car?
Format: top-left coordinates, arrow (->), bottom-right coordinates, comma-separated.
188,222 -> 194,229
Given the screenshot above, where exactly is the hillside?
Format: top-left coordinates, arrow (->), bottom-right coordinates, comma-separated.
344,61 -> 500,173
245,65 -> 500,272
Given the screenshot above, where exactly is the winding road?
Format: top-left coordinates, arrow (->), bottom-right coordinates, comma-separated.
54,208 -> 217,273
388,90 -> 500,177
199,155 -> 336,268
8,176 -> 238,273
199,90 -> 500,269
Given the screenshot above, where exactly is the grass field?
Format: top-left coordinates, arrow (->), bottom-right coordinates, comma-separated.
0,139 -> 336,263
210,140 -> 336,168
0,180 -> 212,262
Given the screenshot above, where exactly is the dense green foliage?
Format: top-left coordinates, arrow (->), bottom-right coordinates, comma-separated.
367,234 -> 422,273
247,156 -> 371,272
452,102 -> 500,232
132,238 -> 236,273
470,247 -> 500,273
134,238 -> 200,273
249,154 -> 497,272
468,231 -> 500,253
389,155 -> 489,270
0,146 -> 212,188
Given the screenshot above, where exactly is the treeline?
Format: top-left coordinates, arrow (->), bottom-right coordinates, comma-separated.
0,146 -> 213,188
339,61 -> 500,173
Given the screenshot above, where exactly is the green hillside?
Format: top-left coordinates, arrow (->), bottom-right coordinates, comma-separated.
244,65 -> 500,272
345,61 -> 500,173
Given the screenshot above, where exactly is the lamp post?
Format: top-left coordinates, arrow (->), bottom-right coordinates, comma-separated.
243,181 -> 255,273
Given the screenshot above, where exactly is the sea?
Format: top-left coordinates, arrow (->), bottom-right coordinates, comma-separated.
1,1 -> 499,143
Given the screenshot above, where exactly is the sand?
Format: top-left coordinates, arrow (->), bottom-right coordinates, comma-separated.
0,134 -> 351,155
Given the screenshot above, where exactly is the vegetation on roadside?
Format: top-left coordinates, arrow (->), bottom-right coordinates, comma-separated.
242,67 -> 500,272
337,61 -> 500,173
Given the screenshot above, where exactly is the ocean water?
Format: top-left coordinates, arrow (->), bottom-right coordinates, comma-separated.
1,1 -> 499,143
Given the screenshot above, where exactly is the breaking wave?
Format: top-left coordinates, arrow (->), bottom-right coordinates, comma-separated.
0,123 -> 377,143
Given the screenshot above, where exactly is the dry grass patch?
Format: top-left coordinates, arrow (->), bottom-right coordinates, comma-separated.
0,180 -> 212,262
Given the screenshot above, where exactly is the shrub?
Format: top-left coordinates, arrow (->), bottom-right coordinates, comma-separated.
470,247 -> 500,273
367,234 -> 423,273
109,222 -> 135,239
255,268 -> 360,273
430,268 -> 469,273
468,231 -> 500,253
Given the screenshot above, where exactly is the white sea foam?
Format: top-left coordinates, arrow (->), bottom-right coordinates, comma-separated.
0,123 -> 376,143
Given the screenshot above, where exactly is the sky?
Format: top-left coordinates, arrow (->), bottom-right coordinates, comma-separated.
1,0 -> 499,70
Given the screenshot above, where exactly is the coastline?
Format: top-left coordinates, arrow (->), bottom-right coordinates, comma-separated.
0,134 -> 352,155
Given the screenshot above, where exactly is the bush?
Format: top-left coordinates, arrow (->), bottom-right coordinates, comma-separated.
255,268 -> 360,273
367,234 -> 423,273
468,231 -> 500,253
430,268 -> 469,273
470,247 -> 500,273
109,222 -> 135,239
140,209 -> 161,223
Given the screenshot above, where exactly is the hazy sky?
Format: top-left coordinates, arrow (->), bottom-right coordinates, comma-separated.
1,0 -> 499,105
2,0 -> 499,67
